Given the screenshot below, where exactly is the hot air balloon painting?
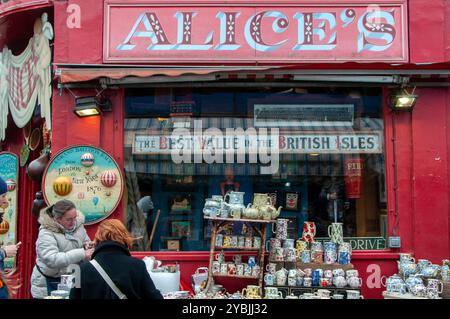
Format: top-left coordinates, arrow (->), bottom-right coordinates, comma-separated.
80,153 -> 94,167
53,176 -> 73,196
92,196 -> 99,206
100,170 -> 117,188
6,179 -> 16,192
0,219 -> 9,235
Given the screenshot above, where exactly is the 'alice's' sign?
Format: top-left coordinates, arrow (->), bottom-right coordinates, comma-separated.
104,0 -> 408,63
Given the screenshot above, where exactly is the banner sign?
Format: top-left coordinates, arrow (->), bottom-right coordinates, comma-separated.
315,237 -> 387,250
42,146 -> 123,225
0,152 -> 19,269
104,0 -> 408,63
133,131 -> 382,155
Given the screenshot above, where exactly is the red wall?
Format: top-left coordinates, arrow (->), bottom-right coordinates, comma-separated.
51,87 -> 125,239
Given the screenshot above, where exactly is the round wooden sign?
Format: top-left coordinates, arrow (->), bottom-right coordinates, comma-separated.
42,145 -> 123,225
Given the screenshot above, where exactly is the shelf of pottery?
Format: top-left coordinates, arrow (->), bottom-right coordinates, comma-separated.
203,192 -> 278,294
262,219 -> 364,300
382,254 -> 450,299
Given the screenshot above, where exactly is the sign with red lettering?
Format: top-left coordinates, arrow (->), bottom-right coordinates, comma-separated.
104,0 -> 408,64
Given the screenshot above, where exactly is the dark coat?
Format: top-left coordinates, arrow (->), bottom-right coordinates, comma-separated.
69,241 -> 163,299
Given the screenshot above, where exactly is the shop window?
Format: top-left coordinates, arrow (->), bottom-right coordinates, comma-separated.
124,87 -> 387,251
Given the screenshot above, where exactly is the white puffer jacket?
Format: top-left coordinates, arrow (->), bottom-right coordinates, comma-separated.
30,210 -> 90,299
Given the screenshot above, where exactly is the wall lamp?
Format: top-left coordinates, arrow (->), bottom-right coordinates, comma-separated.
74,96 -> 112,117
390,87 -> 418,111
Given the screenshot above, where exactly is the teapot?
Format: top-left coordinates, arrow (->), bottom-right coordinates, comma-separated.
242,203 -> 261,219
405,274 -> 423,289
259,204 -> 282,220
253,193 -> 272,207
421,264 -> 441,278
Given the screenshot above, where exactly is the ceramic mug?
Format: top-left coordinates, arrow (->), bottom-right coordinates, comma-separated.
332,294 -> 344,299
244,264 -> 252,276
296,240 -> 308,253
236,264 -> 244,276
223,236 -> 232,248
264,272 -> 274,286
285,248 -> 297,262
311,250 -> 324,264
230,209 -> 241,219
253,236 -> 262,249
332,269 -> 345,277
220,263 -> 228,275
231,235 -> 238,248
266,238 -> 282,255
339,251 -> 351,265
301,250 -> 311,263
399,253 -> 416,263
238,236 -> 245,248
227,263 -> 236,275
212,261 -> 221,274
346,290 -> 364,299
346,269 -> 359,278
328,222 -> 344,244
333,276 -> 347,288
215,234 -> 224,247
348,276 -> 362,289
427,279 -> 443,293
215,252 -> 225,263
248,256 -> 257,267
266,262 -> 277,275
272,218 -> 289,240
317,289 -> 331,298
274,247 -> 285,262
288,277 -> 297,287
319,278 -> 331,288
283,239 -> 295,249
303,277 -> 312,287
245,236 -> 253,249
301,221 -> 316,242
252,265 -> 261,278
233,254 -> 242,264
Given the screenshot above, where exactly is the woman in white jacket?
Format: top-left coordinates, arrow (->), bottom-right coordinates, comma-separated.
30,199 -> 94,298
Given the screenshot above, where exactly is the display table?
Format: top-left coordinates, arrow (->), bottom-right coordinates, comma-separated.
382,291 -> 437,299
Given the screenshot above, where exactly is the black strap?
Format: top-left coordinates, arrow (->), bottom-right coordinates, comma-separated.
36,264 -> 61,280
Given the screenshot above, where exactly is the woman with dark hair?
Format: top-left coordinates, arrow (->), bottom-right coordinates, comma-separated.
30,199 -> 93,299
70,219 -> 163,299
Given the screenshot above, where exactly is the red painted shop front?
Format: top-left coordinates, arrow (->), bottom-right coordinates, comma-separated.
1,0 -> 450,299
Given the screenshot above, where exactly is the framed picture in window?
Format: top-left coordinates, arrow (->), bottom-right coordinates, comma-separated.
170,220 -> 192,238
169,194 -> 193,214
285,192 -> 300,211
167,239 -> 181,251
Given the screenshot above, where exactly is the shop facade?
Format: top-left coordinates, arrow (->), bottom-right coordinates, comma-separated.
1,0 -> 450,299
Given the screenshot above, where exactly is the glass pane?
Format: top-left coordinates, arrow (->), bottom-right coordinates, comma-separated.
124,87 -> 386,251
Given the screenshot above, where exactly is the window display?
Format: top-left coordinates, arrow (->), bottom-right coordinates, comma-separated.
124,87 -> 386,252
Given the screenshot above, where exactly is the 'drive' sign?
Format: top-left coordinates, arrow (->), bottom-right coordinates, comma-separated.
104,0 -> 408,63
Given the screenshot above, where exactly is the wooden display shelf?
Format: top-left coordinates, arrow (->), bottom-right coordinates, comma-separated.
213,274 -> 259,280
204,216 -> 276,224
215,246 -> 260,251
295,262 -> 355,271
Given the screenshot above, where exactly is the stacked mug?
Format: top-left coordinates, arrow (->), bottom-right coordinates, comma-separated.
212,252 -> 260,278
324,241 -> 337,264
216,233 -> 261,249
310,242 -> 323,264
338,242 -> 352,265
